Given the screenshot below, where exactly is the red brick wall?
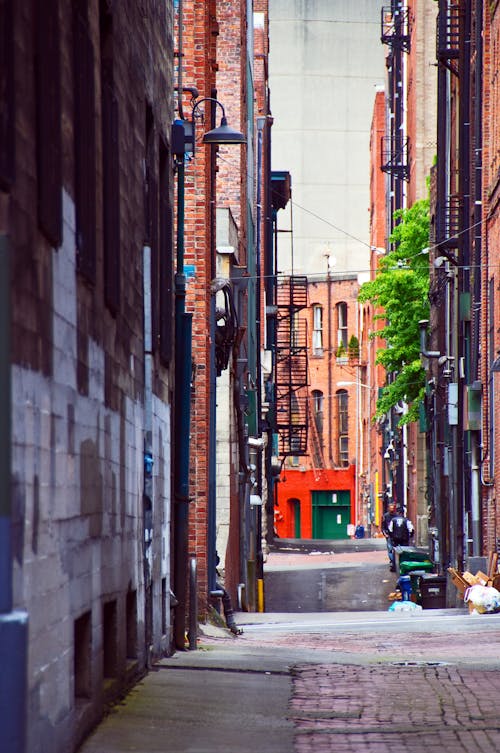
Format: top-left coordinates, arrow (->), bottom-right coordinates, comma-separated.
175,0 -> 217,607
482,1 -> 500,553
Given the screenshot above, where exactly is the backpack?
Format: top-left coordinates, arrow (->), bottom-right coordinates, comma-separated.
391,516 -> 410,545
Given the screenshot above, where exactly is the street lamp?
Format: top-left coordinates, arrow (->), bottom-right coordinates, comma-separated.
337,381 -> 375,530
171,98 -> 245,650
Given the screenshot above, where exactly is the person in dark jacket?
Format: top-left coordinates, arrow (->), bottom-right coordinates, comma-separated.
381,502 -> 396,570
387,509 -> 415,572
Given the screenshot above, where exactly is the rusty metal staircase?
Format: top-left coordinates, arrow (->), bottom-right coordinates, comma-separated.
275,276 -> 309,458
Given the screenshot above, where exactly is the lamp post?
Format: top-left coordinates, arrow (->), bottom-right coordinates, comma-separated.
337,381 -> 374,529
171,98 -> 245,649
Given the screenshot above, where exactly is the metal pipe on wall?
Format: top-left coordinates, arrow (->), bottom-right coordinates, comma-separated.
0,236 -> 28,753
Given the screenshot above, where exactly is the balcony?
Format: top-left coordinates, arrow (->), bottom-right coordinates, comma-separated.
381,5 -> 411,53
381,136 -> 410,181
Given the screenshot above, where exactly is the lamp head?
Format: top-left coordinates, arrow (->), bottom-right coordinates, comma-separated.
202,116 -> 247,145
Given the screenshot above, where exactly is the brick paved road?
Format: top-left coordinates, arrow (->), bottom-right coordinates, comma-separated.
290,662 -> 500,753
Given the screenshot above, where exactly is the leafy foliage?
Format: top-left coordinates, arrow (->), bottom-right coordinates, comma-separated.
358,198 -> 430,424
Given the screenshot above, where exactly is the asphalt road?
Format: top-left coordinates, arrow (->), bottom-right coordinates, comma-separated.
264,542 -> 396,611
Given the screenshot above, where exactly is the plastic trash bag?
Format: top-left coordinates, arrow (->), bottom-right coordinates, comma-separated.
388,601 -> 423,613
464,585 -> 500,614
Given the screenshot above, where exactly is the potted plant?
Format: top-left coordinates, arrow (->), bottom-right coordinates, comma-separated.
348,335 -> 360,362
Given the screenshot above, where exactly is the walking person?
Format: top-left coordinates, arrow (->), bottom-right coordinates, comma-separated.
381,501 -> 396,570
388,507 -> 415,572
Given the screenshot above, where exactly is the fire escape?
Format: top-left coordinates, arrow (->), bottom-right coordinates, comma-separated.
436,2 -> 461,262
380,3 -> 411,212
275,276 -> 308,458
436,1 -> 460,75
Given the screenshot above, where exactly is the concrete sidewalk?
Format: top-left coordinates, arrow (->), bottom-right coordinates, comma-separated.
77,609 -> 500,753
77,627 -> 295,753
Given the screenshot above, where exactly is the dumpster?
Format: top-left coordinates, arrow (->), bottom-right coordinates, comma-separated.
420,574 -> 447,609
399,559 -> 434,575
395,546 -> 434,575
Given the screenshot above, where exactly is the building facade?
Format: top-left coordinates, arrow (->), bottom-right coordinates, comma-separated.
1,2 -> 175,752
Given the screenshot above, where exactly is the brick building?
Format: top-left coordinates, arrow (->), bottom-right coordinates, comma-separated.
369,0 -> 437,547
173,0 -> 272,625
479,0 -> 500,555
1,2 -> 174,752
275,274 -> 369,539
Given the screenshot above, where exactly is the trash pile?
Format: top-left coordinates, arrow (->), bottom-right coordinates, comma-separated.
449,552 -> 500,614
387,546 -> 445,610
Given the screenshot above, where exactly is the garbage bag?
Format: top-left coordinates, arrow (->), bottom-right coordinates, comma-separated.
388,601 -> 423,613
464,584 -> 500,614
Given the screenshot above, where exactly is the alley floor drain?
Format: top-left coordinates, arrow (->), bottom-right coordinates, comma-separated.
386,660 -> 449,666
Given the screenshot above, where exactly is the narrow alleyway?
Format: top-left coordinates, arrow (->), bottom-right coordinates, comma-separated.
78,545 -> 500,753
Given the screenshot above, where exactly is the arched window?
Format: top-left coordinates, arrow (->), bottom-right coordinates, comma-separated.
312,304 -> 323,355
336,301 -> 348,350
311,389 -> 324,439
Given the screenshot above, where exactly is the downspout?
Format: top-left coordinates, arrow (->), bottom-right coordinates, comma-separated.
172,132 -> 193,650
435,0 -> 450,570
0,236 -> 28,753
208,89 -> 218,597
255,117 -> 265,601
456,0 -> 472,571
470,0 -> 483,555
327,265 -> 333,465
143,245 -> 153,656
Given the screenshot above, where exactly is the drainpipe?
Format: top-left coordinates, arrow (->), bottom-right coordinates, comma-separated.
327,263 -> 333,465
143,245 -> 153,657
208,90 -> 218,597
172,130 -> 193,650
0,236 -> 28,753
255,118 -> 265,602
470,0 -> 483,556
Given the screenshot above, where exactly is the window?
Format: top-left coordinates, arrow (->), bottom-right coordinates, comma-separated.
74,1 -> 97,281
36,0 -> 62,246
337,301 -> 348,349
0,0 -> 14,191
100,1 -> 120,313
337,389 -> 349,466
159,139 -> 173,364
144,105 -> 158,352
74,611 -> 91,700
312,389 -> 324,415
339,435 -> 349,467
312,389 -> 324,440
312,304 -> 323,355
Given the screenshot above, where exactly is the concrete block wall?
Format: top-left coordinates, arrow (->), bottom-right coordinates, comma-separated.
5,3 -> 174,751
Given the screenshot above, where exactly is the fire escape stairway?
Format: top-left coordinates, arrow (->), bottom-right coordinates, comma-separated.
275,276 -> 309,458
436,2 -> 460,76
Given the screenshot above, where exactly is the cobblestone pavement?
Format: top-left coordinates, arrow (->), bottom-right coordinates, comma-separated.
290,662 -> 500,753
200,615 -> 500,753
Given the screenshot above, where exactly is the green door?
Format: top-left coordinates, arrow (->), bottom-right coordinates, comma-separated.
312,490 -> 351,539
292,499 -> 301,538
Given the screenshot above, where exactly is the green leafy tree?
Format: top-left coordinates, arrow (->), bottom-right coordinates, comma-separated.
358,198 -> 430,424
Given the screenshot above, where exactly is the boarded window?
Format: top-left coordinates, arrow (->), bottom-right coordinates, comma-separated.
145,106 -> 159,351
36,0 -> 62,247
100,4 -> 120,313
74,4 -> 97,282
159,139 -> 173,364
0,0 -> 15,190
